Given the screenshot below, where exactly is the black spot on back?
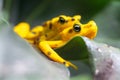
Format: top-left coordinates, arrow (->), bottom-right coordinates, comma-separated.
49,23 -> 52,29
71,18 -> 75,21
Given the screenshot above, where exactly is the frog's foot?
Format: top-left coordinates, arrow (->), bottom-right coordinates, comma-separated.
14,22 -> 30,38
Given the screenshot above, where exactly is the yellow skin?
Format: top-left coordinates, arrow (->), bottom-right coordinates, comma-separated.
14,15 -> 97,69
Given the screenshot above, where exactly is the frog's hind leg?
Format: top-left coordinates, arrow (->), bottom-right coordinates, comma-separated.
14,22 -> 30,38
25,26 -> 44,39
39,41 -> 78,70
14,23 -> 44,41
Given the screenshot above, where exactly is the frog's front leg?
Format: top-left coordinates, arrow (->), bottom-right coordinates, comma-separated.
39,41 -> 78,69
46,41 -> 64,48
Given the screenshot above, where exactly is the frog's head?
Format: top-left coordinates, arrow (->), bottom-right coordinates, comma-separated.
60,20 -> 98,41
43,15 -> 97,40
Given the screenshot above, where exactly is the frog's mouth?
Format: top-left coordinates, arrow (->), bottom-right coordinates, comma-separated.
81,20 -> 98,39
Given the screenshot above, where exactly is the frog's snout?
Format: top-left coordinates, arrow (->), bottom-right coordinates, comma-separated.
83,20 -> 98,39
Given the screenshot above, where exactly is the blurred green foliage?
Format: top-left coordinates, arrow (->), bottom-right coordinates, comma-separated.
3,0 -> 111,24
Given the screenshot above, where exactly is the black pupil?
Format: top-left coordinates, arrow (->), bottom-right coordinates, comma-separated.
73,24 -> 81,32
59,17 -> 65,24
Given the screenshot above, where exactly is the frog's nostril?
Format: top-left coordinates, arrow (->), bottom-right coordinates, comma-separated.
84,20 -> 97,28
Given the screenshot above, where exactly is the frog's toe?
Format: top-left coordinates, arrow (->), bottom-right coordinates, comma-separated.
63,61 -> 78,70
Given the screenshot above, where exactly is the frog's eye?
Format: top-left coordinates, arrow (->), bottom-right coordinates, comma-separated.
73,24 -> 81,32
58,17 -> 66,24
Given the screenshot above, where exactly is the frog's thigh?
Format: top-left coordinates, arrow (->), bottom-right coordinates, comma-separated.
14,22 -> 30,38
26,26 -> 44,39
39,41 -> 78,69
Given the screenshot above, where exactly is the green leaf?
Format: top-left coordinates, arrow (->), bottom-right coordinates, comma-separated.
55,37 -> 94,79
55,35 -> 120,79
55,36 -> 90,60
56,35 -> 120,79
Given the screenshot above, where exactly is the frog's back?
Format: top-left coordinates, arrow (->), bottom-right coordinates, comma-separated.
41,15 -> 81,40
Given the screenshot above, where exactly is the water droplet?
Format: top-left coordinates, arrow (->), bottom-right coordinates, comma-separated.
97,48 -> 102,52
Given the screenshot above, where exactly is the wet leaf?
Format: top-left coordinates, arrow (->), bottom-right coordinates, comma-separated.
0,18 -> 70,80
84,37 -> 120,80
56,36 -> 120,80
